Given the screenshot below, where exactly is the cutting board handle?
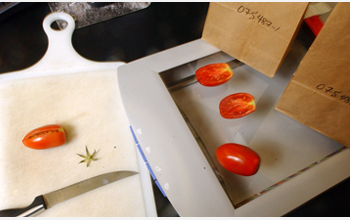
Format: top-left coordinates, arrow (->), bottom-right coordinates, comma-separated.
27,12 -> 99,72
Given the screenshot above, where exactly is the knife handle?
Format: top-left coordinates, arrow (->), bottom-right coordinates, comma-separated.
0,195 -> 46,217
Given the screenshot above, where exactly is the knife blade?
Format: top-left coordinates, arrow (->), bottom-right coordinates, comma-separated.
0,170 -> 138,217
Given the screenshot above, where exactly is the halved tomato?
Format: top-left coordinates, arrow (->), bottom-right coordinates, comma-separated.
195,63 -> 233,86
216,143 -> 260,176
219,93 -> 256,119
22,124 -> 66,150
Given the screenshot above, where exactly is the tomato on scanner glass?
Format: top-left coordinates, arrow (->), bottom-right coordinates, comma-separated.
22,124 -> 66,150
219,93 -> 256,119
216,143 -> 260,176
195,63 -> 233,86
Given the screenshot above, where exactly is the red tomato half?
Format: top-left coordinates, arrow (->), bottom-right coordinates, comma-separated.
22,124 -> 66,150
216,143 -> 260,176
195,63 -> 233,86
219,93 -> 256,119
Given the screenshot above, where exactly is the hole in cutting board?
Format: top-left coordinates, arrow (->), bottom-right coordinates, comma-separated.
50,19 -> 68,30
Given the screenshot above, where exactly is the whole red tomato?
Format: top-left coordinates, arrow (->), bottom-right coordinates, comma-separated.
195,63 -> 233,86
219,93 -> 256,119
22,124 -> 66,150
216,143 -> 260,176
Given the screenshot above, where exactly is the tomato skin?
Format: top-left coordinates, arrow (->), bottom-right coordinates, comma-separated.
22,124 -> 66,150
219,93 -> 256,119
195,63 -> 233,86
216,143 -> 260,176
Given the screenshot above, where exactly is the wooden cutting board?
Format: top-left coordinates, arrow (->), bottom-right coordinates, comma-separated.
0,12 -> 150,217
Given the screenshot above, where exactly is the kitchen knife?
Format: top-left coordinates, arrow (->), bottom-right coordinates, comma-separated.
0,170 -> 138,217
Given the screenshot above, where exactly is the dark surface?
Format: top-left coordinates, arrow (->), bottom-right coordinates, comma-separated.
0,2 -> 209,74
1,2 -> 349,217
285,177 -> 350,217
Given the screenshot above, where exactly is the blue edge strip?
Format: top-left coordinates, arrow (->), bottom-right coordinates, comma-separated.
130,126 -> 167,197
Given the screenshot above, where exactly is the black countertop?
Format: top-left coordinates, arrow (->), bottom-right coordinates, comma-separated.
1,2 -> 350,217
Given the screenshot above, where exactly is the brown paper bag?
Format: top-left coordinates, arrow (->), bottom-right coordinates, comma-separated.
276,3 -> 350,147
202,2 -> 308,78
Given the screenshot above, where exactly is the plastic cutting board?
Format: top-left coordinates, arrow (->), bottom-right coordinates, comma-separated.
0,12 -> 154,217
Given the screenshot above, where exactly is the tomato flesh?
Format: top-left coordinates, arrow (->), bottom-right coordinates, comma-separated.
195,63 -> 233,86
219,93 -> 256,119
216,143 -> 260,176
22,124 -> 66,150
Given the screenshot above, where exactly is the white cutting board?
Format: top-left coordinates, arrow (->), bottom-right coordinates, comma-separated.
0,12 -> 153,217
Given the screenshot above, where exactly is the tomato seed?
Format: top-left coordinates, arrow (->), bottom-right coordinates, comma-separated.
28,130 -> 59,139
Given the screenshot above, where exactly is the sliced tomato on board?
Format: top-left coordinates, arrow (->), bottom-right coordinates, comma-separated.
22,124 -> 66,150
195,63 -> 233,86
216,143 -> 260,176
219,93 -> 256,119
